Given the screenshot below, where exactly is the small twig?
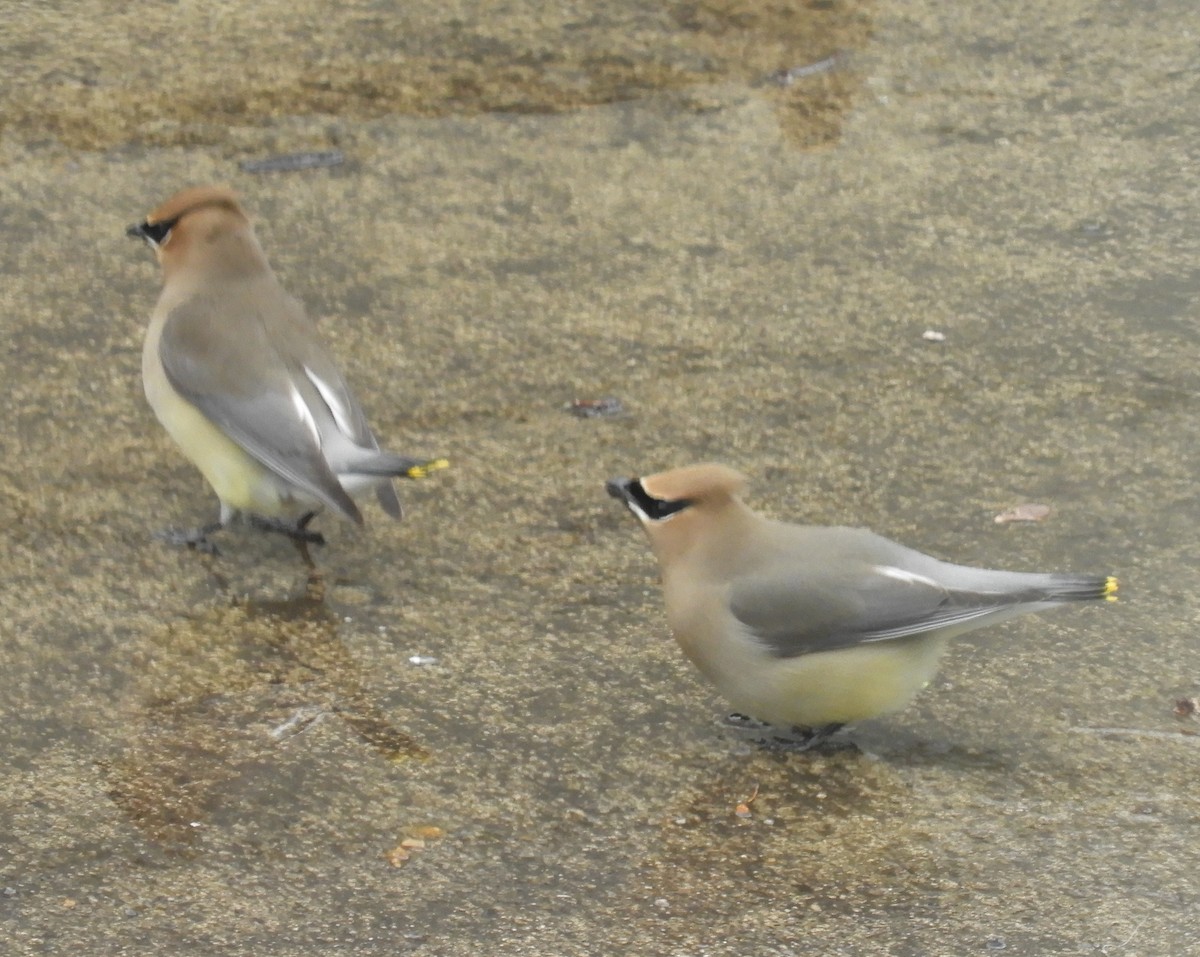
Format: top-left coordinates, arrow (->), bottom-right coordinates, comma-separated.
764,54 -> 843,87
269,706 -> 328,739
1101,915 -> 1147,954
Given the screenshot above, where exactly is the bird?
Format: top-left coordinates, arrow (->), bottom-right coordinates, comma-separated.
128,185 -> 445,551
606,463 -> 1117,745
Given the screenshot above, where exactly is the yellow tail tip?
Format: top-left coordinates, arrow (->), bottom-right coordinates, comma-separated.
406,458 -> 450,479
1104,575 -> 1119,601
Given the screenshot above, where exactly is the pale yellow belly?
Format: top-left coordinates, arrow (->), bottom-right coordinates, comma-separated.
685,626 -> 950,728
143,336 -> 307,518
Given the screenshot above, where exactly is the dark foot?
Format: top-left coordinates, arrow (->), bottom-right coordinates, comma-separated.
292,518 -> 325,571
770,722 -> 849,752
154,523 -> 223,555
248,513 -> 326,546
724,714 -> 851,752
724,712 -> 771,731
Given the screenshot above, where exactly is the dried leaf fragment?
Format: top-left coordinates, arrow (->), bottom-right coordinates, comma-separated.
383,825 -> 445,866
735,784 -> 760,819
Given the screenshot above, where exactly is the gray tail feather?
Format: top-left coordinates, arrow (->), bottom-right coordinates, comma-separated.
1038,573 -> 1118,603
347,452 -> 446,479
376,480 -> 403,519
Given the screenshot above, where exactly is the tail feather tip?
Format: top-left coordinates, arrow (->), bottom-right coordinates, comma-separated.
406,457 -> 450,480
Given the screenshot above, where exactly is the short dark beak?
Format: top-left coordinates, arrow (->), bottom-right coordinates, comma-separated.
605,477 -> 634,502
126,221 -> 149,240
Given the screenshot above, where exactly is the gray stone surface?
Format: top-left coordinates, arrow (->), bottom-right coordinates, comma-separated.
2,1 -> 1198,954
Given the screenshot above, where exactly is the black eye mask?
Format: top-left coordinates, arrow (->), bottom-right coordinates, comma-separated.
627,479 -> 692,521
126,217 -> 178,247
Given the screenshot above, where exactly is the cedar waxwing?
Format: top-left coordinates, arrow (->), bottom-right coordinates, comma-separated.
128,186 -> 445,549
607,463 -> 1118,743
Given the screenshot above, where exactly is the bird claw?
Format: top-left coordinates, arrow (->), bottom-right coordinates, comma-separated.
724,712 -> 769,728
723,714 -> 850,753
767,724 -> 852,753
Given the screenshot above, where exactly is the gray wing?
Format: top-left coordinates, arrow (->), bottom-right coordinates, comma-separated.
260,302 -> 402,519
158,288 -> 363,522
729,561 -> 1011,659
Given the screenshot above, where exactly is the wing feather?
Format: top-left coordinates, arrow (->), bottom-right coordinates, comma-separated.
729,561 -> 1015,658
158,287 -> 362,521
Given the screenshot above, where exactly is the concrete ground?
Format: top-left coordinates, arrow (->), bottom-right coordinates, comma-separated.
2,1 -> 1198,954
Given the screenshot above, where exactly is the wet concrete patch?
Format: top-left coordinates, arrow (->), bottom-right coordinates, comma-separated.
3,0 -> 1200,954
2,0 -> 872,152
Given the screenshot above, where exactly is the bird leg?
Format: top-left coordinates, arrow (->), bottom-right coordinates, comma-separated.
291,513 -> 325,571
247,512 -> 326,546
153,511 -> 324,558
